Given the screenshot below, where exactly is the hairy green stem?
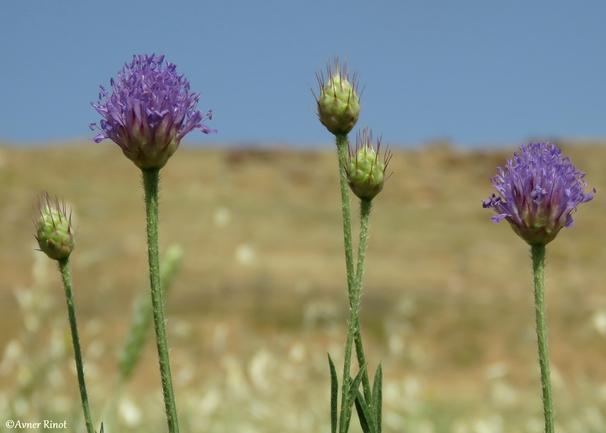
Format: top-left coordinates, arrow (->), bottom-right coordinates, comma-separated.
354,199 -> 373,405
335,134 -> 355,433
336,134 -> 356,304
531,244 -> 555,433
58,258 -> 95,433
335,135 -> 373,431
142,168 -> 180,433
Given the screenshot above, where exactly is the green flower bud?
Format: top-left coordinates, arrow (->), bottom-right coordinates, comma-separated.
34,192 -> 75,261
314,58 -> 361,135
346,129 -> 392,200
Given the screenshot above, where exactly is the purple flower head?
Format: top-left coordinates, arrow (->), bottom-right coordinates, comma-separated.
483,142 -> 595,246
90,54 -> 216,169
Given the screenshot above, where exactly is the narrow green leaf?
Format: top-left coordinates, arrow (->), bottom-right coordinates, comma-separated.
349,364 -> 368,402
344,364 -> 368,433
354,389 -> 375,433
371,363 -> 382,433
328,354 -> 339,433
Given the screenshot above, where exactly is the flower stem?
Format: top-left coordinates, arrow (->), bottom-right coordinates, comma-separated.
58,258 -> 95,433
335,134 -> 355,433
354,199 -> 373,404
531,244 -> 555,433
142,168 -> 180,433
335,134 -> 356,304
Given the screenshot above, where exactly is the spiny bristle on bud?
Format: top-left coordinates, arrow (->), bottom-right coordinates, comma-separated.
313,57 -> 361,136
346,128 -> 392,200
34,192 -> 76,261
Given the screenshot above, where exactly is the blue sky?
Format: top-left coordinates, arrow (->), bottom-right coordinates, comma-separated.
1,0 -> 605,147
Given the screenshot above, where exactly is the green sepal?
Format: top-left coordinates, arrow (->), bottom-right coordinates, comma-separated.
328,354 -> 339,433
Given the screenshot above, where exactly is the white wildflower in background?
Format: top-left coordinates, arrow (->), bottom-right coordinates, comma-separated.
592,310 -> 606,335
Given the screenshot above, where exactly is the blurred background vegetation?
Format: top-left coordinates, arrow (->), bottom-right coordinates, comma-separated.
1,140 -> 605,432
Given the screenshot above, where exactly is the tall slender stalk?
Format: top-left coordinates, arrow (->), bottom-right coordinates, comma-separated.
353,199 -> 373,405
141,168 -> 180,433
58,258 -> 95,433
335,134 -> 356,300
335,134 -> 356,433
335,134 -> 373,430
531,244 -> 555,433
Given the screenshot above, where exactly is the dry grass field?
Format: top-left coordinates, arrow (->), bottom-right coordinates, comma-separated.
1,140 -> 606,432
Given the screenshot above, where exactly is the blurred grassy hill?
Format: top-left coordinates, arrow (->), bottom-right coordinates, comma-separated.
1,140 -> 605,432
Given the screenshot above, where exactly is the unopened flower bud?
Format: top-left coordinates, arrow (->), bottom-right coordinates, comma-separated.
34,192 -> 75,261
314,58 -> 361,135
346,129 -> 391,200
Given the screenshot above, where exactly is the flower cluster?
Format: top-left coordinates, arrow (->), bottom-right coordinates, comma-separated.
34,192 -> 76,261
91,54 -> 215,169
483,142 -> 595,245
346,128 -> 391,200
